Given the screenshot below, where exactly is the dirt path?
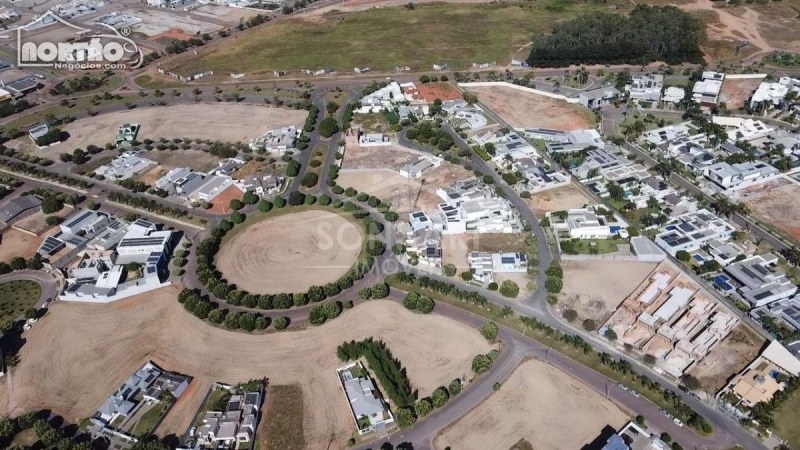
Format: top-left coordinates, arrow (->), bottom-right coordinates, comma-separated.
0,286 -> 492,449
680,0 -> 773,53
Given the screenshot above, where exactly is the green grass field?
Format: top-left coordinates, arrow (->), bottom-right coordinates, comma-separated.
166,2 -> 610,75
0,280 -> 41,322
773,393 -> 800,450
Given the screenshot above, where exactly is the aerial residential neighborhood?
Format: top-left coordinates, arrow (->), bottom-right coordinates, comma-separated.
0,0 -> 799,449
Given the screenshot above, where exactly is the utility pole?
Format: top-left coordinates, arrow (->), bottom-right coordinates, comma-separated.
545,347 -> 550,365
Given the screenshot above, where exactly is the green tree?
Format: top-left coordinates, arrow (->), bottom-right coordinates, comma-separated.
257,199 -> 273,212
396,407 -> 416,428
229,199 -> 244,210
273,316 -> 289,330
392,243 -> 406,255
242,191 -> 259,205
416,296 -> 434,314
301,172 -> 318,188
432,386 -> 450,408
231,210 -> 245,224
448,379 -> 462,396
675,250 -> 690,262
443,264 -> 457,277
472,354 -> 492,374
0,417 -> 16,438
322,301 -> 341,320
403,292 -> 419,310
545,277 -> 563,294
481,321 -> 498,342
415,398 -> 433,417
563,309 -> 578,322
319,116 -> 340,138
499,280 -> 520,298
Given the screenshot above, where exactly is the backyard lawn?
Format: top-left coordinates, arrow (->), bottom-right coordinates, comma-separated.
0,280 -> 41,322
560,238 -> 623,255
773,389 -> 800,450
132,400 -> 170,437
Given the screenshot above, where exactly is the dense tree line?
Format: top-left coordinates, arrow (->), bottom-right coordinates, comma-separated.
0,159 -> 92,189
527,5 -> 705,67
178,288 -> 290,332
194,201 -> 376,310
405,122 -> 454,152
107,191 -> 191,220
0,99 -> 33,119
337,338 -> 414,407
394,272 -> 489,307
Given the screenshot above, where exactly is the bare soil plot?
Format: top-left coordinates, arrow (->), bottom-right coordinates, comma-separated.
12,209 -> 71,235
0,287 -> 491,450
147,149 -> 222,173
233,159 -> 287,180
258,384 -> 305,450
524,184 -> 595,216
306,0 -> 490,15
192,5 -> 261,24
719,77 -> 764,110
206,186 -> 244,215
465,86 -> 596,131
0,227 -> 54,261
9,105 -> 308,160
138,165 -> 168,186
741,178 -> 800,244
434,359 -> 627,450
687,324 -> 765,392
416,83 -> 463,102
131,9 -> 221,37
149,29 -> 194,42
216,210 -> 364,294
342,144 -> 409,171
442,234 -> 470,272
557,261 -> 657,324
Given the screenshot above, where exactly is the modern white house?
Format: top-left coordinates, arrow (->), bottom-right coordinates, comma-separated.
662,86 -> 686,105
578,86 -> 621,108
189,175 -> 234,203
654,209 -> 735,256
248,126 -> 297,154
338,362 -> 394,435
692,71 -> 725,107
467,251 -> 528,284
750,81 -> 790,110
94,152 -> 155,181
725,119 -> 775,143
234,175 -> 284,197
703,161 -> 781,197
197,390 -> 261,447
724,253 -> 798,308
547,205 -> 624,240
626,74 -> 664,103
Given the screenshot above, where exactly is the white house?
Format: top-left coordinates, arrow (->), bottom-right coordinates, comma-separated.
358,133 -> 391,147
724,253 -> 798,308
626,74 -> 664,103
750,82 -> 790,109
703,161 -> 781,197
663,86 -> 686,105
338,363 -> 394,434
654,209 -> 734,256
548,205 -> 623,240
693,71 -> 725,107
725,119 -> 775,143
95,152 -> 155,181
467,251 -> 527,283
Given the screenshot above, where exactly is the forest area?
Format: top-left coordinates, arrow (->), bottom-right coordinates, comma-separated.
527,5 -> 706,67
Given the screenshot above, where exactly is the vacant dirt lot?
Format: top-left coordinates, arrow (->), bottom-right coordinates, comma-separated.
525,184 -> 595,215
741,179 -> 800,244
688,324 -> 765,392
417,83 -> 463,102
216,210 -> 364,294
132,9 -> 221,37
557,261 -> 657,324
465,86 -> 596,130
147,149 -> 222,173
0,287 -> 490,450
719,77 -> 764,110
307,0 -> 489,15
10,105 -> 308,160
442,232 -> 531,273
343,143 -> 417,171
13,209 -> 71,235
193,5 -> 262,24
434,359 -> 627,450
0,227 -> 54,261
207,186 -> 244,215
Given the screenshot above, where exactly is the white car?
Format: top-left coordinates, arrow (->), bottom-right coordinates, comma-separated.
23,323 -> 32,330
673,418 -> 684,427
618,383 -> 629,391
630,389 -> 640,398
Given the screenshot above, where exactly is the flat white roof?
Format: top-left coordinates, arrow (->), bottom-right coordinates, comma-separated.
762,340 -> 800,377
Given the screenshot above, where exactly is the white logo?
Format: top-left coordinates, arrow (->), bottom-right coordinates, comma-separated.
17,11 -> 142,70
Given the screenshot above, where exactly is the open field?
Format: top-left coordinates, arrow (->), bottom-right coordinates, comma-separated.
131,9 -> 220,37
525,184 -> 595,216
741,178 -> 800,244
719,77 -> 764,110
165,3 -> 613,75
216,210 -> 364,294
0,227 -> 54,261
8,105 -> 308,160
147,149 -> 222,173
259,384 -> 305,450
192,5 -> 263,23
687,324 -> 765,392
416,83 -> 463,102
0,287 -> 491,450
774,385 -> 800,450
465,86 -> 596,131
557,260 -> 657,324
434,359 -> 627,450
0,279 -> 41,322
306,0 -> 491,15
206,186 -> 244,215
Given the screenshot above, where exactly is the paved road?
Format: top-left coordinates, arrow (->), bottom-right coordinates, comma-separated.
354,289 -> 750,450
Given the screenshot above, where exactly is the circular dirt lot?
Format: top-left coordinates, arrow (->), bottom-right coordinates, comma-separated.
216,210 -> 364,294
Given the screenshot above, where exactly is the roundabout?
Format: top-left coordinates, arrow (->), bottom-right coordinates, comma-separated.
215,208 -> 365,295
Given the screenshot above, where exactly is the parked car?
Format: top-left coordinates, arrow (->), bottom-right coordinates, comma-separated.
660,409 -> 672,418
630,389 -> 640,398
618,383 -> 629,391
23,323 -> 32,330
673,418 -> 684,427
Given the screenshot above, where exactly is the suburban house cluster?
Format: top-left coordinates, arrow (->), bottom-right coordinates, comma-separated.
603,263 -> 738,377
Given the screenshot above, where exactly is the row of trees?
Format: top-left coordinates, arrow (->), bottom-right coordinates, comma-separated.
178,288 -> 290,331
337,338 -> 414,407
0,159 -> 93,189
395,272 -> 490,307
107,191 -> 191,220
396,377 -> 463,429
402,292 -> 435,313
195,200 -> 380,310
527,5 -> 705,67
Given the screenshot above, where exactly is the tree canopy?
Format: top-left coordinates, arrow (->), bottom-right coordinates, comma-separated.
527,5 -> 705,67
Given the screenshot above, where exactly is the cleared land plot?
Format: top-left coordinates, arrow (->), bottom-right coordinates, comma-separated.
192,5 -> 262,23
741,179 -> 800,244
12,209 -> 70,235
259,384 -> 305,450
131,9 -> 220,37
165,3 -> 611,75
0,279 -> 42,322
465,86 -> 596,131
307,0 -> 493,14
719,77 -> 764,110
558,261 -> 657,324
434,359 -> 627,450
216,210 -> 364,294
417,83 -> 463,102
687,324 -> 765,392
0,287 -> 491,450
525,184 -> 595,216
206,186 -> 244,215
9,105 -> 308,160
0,227 -> 54,261
442,233 -> 529,275
147,149 -> 222,173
